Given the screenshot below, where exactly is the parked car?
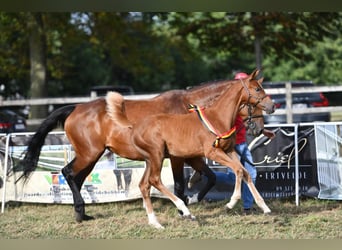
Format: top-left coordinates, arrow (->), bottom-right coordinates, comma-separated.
263,81 -> 330,124
0,109 -> 27,133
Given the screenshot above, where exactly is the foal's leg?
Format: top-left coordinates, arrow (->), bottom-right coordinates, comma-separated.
139,160 -> 161,228
241,168 -> 271,213
209,150 -> 271,213
226,152 -> 271,213
140,156 -> 195,229
147,157 -> 195,220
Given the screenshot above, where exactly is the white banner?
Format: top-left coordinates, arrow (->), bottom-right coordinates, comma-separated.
3,167 -> 174,204
0,132 -> 174,205
315,123 -> 342,199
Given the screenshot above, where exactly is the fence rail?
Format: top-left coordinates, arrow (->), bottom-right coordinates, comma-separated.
1,84 -> 342,125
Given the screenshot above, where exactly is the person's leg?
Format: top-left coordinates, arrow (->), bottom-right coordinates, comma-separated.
235,143 -> 257,210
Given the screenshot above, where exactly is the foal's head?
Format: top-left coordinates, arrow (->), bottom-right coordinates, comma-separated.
238,69 -> 275,114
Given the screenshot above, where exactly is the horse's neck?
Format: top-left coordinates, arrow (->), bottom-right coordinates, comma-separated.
185,81 -> 233,107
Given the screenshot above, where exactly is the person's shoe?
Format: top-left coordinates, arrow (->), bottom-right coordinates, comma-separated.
187,171 -> 202,189
243,207 -> 258,215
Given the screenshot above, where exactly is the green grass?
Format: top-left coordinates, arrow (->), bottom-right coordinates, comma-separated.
0,198 -> 341,239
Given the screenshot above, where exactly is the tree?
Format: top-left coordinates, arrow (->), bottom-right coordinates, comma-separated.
164,12 -> 342,73
27,13 -> 48,118
0,13 -> 30,99
263,36 -> 342,84
1,11 -> 341,111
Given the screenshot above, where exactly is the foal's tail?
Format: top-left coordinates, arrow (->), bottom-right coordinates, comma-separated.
105,91 -> 132,129
17,105 -> 76,182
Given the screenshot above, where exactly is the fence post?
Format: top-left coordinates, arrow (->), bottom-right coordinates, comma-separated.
285,82 -> 293,123
294,124 -> 300,206
1,134 -> 11,213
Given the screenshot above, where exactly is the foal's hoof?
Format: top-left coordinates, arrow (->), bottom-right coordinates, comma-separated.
181,214 -> 196,221
149,222 -> 165,230
225,203 -> 233,210
263,209 -> 272,215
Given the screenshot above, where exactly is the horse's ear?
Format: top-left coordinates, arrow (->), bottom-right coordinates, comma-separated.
257,77 -> 264,85
248,69 -> 260,80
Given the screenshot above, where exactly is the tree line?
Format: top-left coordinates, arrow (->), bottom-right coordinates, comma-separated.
0,12 -> 341,118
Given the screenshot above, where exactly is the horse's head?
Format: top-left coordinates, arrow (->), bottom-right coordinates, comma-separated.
239,69 -> 275,114
239,104 -> 264,137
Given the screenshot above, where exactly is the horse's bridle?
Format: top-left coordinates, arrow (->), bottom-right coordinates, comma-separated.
237,78 -> 267,135
239,78 -> 268,110
244,104 -> 264,132
237,103 -> 264,135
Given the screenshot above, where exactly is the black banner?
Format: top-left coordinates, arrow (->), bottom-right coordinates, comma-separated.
250,125 -> 319,199
184,124 -> 320,200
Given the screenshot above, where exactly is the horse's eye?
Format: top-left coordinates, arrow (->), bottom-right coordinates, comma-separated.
255,87 -> 262,92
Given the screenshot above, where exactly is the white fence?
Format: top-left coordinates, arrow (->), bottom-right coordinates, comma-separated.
1,84 -> 342,126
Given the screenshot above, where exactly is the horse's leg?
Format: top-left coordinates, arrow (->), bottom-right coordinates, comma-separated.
73,164 -> 97,220
170,156 -> 216,205
185,157 -> 216,204
62,156 -> 100,222
169,156 -> 186,203
61,158 -> 87,222
169,157 -> 188,216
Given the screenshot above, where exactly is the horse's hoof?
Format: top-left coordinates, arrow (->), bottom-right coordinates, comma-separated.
83,214 -> 95,221
74,213 -> 94,222
186,193 -> 199,205
75,212 -> 83,223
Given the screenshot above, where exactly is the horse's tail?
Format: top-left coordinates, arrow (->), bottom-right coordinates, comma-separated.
17,105 -> 76,182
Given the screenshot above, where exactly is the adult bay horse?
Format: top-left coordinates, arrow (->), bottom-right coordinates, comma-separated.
105,73 -> 274,228
19,69 -> 271,223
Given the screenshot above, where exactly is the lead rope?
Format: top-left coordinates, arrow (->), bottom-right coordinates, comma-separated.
188,104 -> 236,148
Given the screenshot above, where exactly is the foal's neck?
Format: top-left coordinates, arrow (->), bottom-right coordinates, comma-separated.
204,85 -> 244,133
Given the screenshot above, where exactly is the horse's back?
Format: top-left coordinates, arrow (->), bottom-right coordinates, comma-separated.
125,90 -> 188,122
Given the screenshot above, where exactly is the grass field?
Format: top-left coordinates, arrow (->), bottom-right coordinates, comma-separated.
1,197 -> 342,239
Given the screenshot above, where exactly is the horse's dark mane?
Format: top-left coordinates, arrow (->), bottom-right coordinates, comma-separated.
186,78 -> 233,92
